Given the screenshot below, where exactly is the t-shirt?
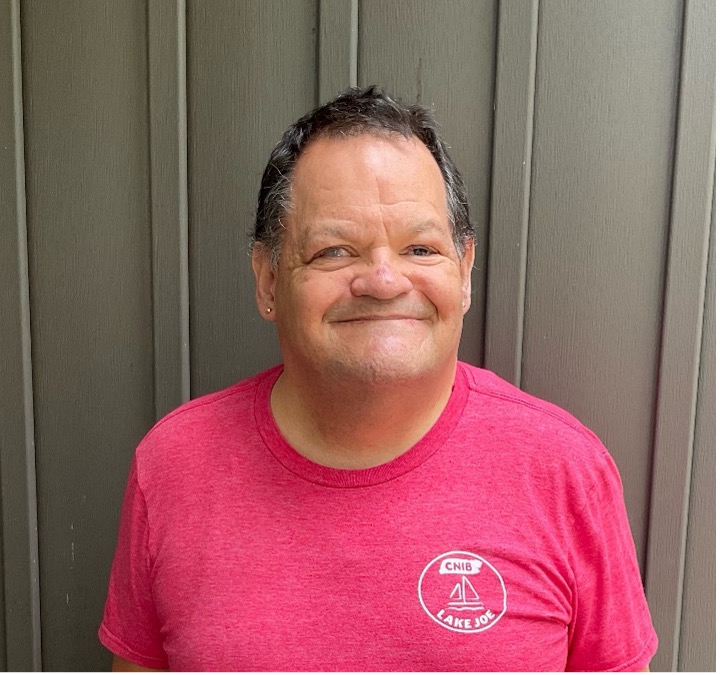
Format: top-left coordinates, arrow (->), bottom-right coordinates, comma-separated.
99,362 -> 658,671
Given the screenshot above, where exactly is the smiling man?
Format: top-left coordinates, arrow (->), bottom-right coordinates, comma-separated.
99,86 -> 657,671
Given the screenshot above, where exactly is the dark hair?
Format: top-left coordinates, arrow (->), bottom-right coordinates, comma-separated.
253,85 -> 474,266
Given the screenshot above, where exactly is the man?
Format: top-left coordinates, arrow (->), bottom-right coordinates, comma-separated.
100,86 -> 657,671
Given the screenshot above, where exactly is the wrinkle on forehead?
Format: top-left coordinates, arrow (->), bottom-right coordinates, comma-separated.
292,134 -> 444,197
286,133 -> 450,247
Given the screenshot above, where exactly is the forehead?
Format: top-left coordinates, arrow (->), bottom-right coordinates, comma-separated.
288,133 -> 448,224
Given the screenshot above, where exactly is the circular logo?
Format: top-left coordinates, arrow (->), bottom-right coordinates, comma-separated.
418,550 -> 506,633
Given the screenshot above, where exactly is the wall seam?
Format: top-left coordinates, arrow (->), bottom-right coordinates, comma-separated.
484,0 -> 540,387
10,0 -> 42,668
350,0 -> 358,88
481,1 -> 501,369
148,0 -> 191,418
145,0 -> 158,420
184,0 -> 193,400
642,0 -> 688,596
643,0 -> 715,669
315,0 -> 322,105
178,0 -> 191,406
517,0 -> 540,390
678,180 -> 715,670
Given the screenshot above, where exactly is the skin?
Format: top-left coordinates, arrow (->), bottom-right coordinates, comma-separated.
110,132 -> 652,671
111,656 -> 166,672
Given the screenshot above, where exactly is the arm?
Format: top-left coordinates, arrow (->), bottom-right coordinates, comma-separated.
101,460 -> 169,670
111,655 -> 167,672
564,449 -> 658,671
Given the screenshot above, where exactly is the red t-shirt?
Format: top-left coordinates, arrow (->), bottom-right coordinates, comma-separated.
99,363 -> 657,670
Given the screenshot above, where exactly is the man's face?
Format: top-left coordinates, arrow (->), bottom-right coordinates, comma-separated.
253,133 -> 474,384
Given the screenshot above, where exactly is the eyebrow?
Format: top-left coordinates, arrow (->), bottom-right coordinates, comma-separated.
407,220 -> 447,236
299,225 -> 352,249
301,219 -> 447,246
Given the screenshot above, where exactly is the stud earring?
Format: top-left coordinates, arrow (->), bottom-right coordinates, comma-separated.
265,307 -> 272,314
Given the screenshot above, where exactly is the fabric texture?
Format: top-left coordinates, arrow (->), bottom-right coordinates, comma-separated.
99,362 -> 658,671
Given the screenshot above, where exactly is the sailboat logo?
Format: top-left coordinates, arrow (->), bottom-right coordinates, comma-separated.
418,550 -> 507,634
448,576 -> 483,610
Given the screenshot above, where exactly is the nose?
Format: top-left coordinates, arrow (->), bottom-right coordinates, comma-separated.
349,253 -> 413,300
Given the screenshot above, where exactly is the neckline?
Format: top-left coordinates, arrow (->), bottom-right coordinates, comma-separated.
254,364 -> 470,488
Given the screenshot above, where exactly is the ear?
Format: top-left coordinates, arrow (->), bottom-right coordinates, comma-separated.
460,238 -> 475,314
251,243 -> 277,322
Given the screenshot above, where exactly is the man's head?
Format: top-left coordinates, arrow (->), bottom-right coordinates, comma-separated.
252,87 -> 475,385
253,86 -> 474,268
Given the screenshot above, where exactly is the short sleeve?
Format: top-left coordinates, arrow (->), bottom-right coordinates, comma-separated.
566,450 -> 658,672
98,457 -> 169,669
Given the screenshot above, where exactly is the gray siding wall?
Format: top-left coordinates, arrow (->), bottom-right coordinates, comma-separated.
0,0 -> 714,670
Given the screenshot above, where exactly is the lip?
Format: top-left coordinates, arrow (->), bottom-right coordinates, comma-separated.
333,316 -> 424,323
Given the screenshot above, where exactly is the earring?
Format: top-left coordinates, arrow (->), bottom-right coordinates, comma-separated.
265,307 -> 272,314
462,301 -> 466,308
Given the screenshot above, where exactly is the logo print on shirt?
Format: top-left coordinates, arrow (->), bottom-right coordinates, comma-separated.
418,550 -> 507,633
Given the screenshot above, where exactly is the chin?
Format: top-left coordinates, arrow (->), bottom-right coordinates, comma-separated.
323,352 -> 446,386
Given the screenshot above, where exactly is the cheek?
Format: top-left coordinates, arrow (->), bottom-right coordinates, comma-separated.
414,270 -> 464,313
283,274 -> 349,315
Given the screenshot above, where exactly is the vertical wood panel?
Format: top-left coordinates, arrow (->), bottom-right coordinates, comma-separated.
0,0 -> 42,669
522,0 -> 683,563
358,0 -> 498,367
678,197 -> 715,672
645,0 -> 715,669
318,0 -> 358,103
485,0 -> 538,386
21,1 -> 155,669
148,0 -> 191,420
188,0 -> 317,397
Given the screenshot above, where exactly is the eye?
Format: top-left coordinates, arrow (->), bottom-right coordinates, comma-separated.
312,246 -> 352,260
406,245 -> 438,257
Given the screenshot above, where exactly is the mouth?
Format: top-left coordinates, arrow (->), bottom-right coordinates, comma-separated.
331,316 -> 429,328
335,315 -> 422,322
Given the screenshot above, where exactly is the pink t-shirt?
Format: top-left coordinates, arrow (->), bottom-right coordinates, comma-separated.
99,363 -> 657,671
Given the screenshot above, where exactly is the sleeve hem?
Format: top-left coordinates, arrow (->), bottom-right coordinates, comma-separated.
606,631 -> 659,672
573,631 -> 659,672
98,622 -> 169,670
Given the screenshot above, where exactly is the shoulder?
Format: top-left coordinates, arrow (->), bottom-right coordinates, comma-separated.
459,363 -> 593,433
133,365 -> 281,483
457,361 -> 615,492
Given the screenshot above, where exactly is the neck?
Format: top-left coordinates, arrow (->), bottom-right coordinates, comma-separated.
270,362 -> 458,469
